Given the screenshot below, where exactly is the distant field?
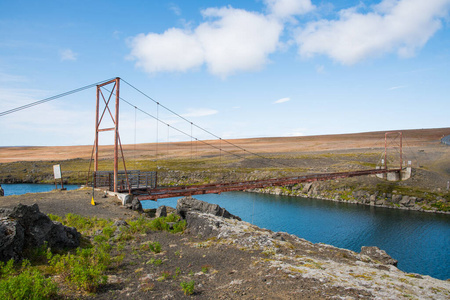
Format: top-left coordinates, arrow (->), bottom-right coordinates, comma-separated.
1,127 -> 449,163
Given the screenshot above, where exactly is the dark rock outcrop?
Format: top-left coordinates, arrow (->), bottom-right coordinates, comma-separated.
176,197 -> 241,239
156,205 -> 168,218
360,246 -> 398,266
131,198 -> 143,212
0,204 -> 80,262
176,196 -> 241,221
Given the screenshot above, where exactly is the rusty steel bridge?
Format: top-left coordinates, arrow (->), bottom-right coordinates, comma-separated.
87,78 -> 406,201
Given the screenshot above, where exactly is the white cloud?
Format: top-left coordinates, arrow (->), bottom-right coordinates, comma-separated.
60,49 -> 77,61
196,7 -> 283,77
274,97 -> 290,104
296,0 -> 450,64
128,29 -> 204,73
169,3 -> 181,16
128,6 -> 283,78
182,108 -> 218,117
264,0 -> 315,19
128,0 -> 450,77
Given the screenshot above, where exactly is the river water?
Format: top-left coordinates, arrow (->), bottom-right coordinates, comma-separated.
2,184 -> 449,280
2,183 -> 81,196
142,192 -> 450,280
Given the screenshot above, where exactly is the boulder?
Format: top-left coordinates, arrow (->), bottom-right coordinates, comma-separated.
400,196 -> 410,206
0,204 -> 80,262
48,222 -> 80,249
156,205 -> 167,218
176,197 -> 241,221
360,246 -> 398,266
0,219 -> 24,261
183,211 -> 221,238
302,183 -> 313,193
392,194 -> 403,204
131,198 -> 143,212
113,220 -> 129,227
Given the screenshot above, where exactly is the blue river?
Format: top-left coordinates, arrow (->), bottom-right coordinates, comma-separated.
2,184 -> 449,280
2,183 -> 81,196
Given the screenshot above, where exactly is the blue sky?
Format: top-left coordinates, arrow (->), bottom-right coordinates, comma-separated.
0,0 -> 449,146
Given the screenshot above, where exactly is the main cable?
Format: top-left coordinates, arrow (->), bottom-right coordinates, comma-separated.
0,77 -> 116,117
101,86 -> 258,161
121,78 -> 292,169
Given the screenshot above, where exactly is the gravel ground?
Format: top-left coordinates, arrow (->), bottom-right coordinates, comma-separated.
0,188 -> 137,220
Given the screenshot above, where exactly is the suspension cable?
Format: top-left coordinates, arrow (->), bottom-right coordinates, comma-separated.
0,78 -> 116,117
120,78 -> 292,169
101,86 -> 261,161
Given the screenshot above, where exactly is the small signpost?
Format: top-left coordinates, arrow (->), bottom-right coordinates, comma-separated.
53,164 -> 65,190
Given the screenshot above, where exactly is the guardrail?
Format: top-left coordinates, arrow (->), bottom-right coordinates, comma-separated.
93,170 -> 157,192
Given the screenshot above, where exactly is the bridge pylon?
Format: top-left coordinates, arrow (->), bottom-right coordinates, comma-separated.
93,77 -> 129,193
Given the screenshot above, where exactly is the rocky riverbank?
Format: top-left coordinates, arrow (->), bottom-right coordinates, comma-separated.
248,179 -> 450,214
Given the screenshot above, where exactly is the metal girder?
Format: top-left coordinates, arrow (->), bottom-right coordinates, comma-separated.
135,168 -> 401,201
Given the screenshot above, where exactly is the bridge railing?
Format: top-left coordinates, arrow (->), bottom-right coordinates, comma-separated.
93,170 -> 157,192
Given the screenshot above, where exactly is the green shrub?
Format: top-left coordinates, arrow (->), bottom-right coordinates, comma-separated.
49,244 -> 110,293
128,216 -> 153,234
149,241 -> 161,253
0,260 -> 57,300
150,214 -> 186,233
149,217 -> 169,231
171,220 -> 186,234
180,280 -> 195,295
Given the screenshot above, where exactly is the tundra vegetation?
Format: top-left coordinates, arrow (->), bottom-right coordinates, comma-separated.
0,213 -> 187,299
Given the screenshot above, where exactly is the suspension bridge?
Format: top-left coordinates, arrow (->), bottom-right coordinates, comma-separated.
0,77 -> 409,201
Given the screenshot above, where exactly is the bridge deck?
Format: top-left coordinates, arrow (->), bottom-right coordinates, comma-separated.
130,168 -> 400,201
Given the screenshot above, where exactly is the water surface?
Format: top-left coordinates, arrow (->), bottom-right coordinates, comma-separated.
2,183 -> 80,196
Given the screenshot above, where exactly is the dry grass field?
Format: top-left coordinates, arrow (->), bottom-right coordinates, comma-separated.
1,128 -> 449,191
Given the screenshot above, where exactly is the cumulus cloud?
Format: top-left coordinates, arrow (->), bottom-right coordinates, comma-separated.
274,97 -> 290,104
60,49 -> 77,61
296,0 -> 450,64
196,7 -> 283,76
128,6 -> 283,78
265,0 -> 315,19
129,28 -> 204,73
127,0 -> 450,76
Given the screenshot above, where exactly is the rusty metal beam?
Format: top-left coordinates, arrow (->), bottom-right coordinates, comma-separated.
134,168 -> 401,201
94,77 -> 128,193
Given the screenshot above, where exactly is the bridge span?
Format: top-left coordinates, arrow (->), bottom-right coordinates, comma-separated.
124,168 -> 402,201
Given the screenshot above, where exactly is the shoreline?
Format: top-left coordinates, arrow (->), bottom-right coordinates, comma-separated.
246,188 -> 450,215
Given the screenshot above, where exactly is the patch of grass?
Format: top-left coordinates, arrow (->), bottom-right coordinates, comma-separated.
0,259 -> 57,300
58,213 -> 113,235
431,200 -> 450,212
146,258 -> 163,266
48,242 -> 111,293
140,241 -> 162,253
180,280 -> 195,295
